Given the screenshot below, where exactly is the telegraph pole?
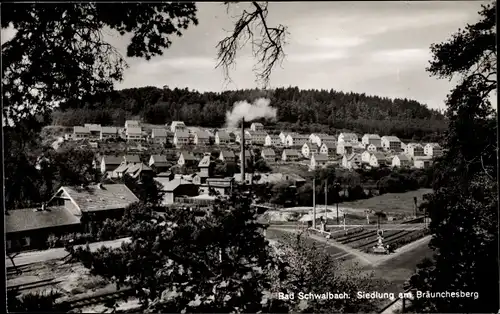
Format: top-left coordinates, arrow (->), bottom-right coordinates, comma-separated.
324,177 -> 328,221
312,177 -> 316,229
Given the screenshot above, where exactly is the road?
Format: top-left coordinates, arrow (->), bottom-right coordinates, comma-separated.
6,237 -> 131,268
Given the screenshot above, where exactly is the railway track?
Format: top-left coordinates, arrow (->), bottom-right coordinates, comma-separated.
7,278 -> 61,292
58,287 -> 134,310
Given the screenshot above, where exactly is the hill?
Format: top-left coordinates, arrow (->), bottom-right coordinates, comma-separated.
52,86 -> 447,141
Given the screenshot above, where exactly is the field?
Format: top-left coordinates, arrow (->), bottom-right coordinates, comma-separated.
340,188 -> 433,215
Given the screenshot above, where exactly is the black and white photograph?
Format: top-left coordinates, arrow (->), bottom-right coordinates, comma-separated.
2,1 -> 498,313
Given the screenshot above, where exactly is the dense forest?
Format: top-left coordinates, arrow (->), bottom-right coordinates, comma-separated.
52,86 -> 447,141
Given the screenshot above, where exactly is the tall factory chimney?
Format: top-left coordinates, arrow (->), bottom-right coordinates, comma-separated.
240,117 -> 245,184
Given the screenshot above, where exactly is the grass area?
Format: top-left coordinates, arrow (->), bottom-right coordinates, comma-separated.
271,163 -> 314,179
340,188 -> 433,215
266,228 -> 346,256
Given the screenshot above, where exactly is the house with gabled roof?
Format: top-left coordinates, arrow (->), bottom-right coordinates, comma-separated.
261,148 -> 276,163
250,122 -> 265,131
154,177 -> 198,205
174,130 -> 191,148
381,136 -> 402,151
5,205 -> 82,252
100,127 -> 118,140
170,121 -> 187,133
310,154 -> 328,170
265,134 -> 281,147
47,184 -> 139,231
369,152 -> 390,168
361,151 -> 373,164
215,131 -> 231,145
366,143 -> 380,152
424,143 -> 443,157
84,124 -> 102,139
100,155 -> 123,174
406,143 -> 425,157
392,154 -> 411,168
194,130 -> 210,145
361,134 -> 381,147
337,141 -> 353,155
301,142 -> 318,159
338,133 -> 358,144
413,155 -> 433,169
125,120 -> 140,129
342,153 -> 362,170
149,155 -> 170,172
73,126 -> 90,140
219,150 -> 236,163
279,132 -> 289,145
285,133 -> 309,147
178,151 -> 197,167
198,155 -> 212,178
246,130 -> 268,145
123,155 -> 141,164
151,128 -> 169,144
282,149 -> 300,162
125,163 -> 153,180
126,126 -> 143,141
319,142 -> 336,157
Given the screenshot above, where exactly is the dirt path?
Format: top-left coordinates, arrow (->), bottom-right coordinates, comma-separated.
371,235 -> 432,267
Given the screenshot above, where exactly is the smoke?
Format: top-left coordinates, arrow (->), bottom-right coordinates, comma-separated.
225,98 -> 277,129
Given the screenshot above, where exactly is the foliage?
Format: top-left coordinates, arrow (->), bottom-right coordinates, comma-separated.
7,288 -> 68,313
409,3 -> 498,313
270,232 -> 383,313
46,232 -> 95,248
52,86 -> 446,141
116,174 -> 164,205
70,196 -> 291,312
253,158 -> 272,173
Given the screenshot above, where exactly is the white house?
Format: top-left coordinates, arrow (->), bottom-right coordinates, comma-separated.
316,134 -> 336,148
73,126 -> 90,140
361,134 -> 382,147
282,149 -> 300,161
178,151 -> 197,166
265,134 -> 281,147
342,153 -> 362,170
310,154 -> 328,170
194,130 -> 210,145
286,133 -> 309,147
84,124 -> 101,139
126,126 -> 143,141
401,142 -> 407,152
100,126 -> 118,140
406,143 -> 425,157
361,151 -> 372,163
381,136 -> 402,151
173,130 -> 190,147
279,132 -> 289,145
338,133 -> 358,144
369,152 -> 390,168
235,131 -> 252,145
125,120 -> 140,129
250,122 -> 264,131
319,142 -> 336,156
246,130 -> 267,145
336,141 -> 353,155
170,121 -> 187,133
392,154 -> 412,168
151,128 -> 168,144
215,131 -> 231,145
413,156 -> 433,169
261,148 -> 276,163
424,143 -> 443,157
301,142 -> 318,159
219,150 -> 236,163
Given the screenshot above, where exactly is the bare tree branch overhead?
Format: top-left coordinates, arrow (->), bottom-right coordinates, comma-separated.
216,2 -> 288,88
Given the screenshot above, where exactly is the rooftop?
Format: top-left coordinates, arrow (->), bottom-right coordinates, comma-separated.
155,178 -> 195,192
74,126 -> 90,134
152,128 -> 168,137
175,130 -> 190,138
5,206 -> 81,234
198,155 -> 211,168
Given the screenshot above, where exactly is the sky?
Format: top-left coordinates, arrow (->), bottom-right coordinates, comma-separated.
1,1 -> 495,110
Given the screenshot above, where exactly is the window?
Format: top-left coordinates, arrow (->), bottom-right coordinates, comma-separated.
21,237 -> 31,247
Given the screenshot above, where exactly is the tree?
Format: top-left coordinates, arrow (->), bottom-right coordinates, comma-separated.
409,3 -> 498,313
269,232 -> 385,313
70,195 -> 290,313
254,159 -> 272,172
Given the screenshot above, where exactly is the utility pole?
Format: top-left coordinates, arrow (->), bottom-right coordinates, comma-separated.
324,177 -> 328,222
312,177 -> 316,229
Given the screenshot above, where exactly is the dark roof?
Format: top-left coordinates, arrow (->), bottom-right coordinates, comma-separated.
124,155 -> 141,163
322,142 -> 336,149
220,150 -> 235,158
312,154 -> 328,161
261,148 -> 276,157
150,155 -> 168,163
102,155 -> 123,165
175,130 -> 190,138
216,131 -> 230,140
60,184 -> 139,213
6,206 -> 81,234
180,151 -> 197,161
198,155 -> 211,167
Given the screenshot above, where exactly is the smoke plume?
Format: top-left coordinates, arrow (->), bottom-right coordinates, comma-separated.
225,98 -> 277,129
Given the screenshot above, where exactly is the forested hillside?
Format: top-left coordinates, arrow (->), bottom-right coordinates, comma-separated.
52,86 -> 447,141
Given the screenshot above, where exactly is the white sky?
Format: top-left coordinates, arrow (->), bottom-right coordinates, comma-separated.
2,1 -> 495,110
